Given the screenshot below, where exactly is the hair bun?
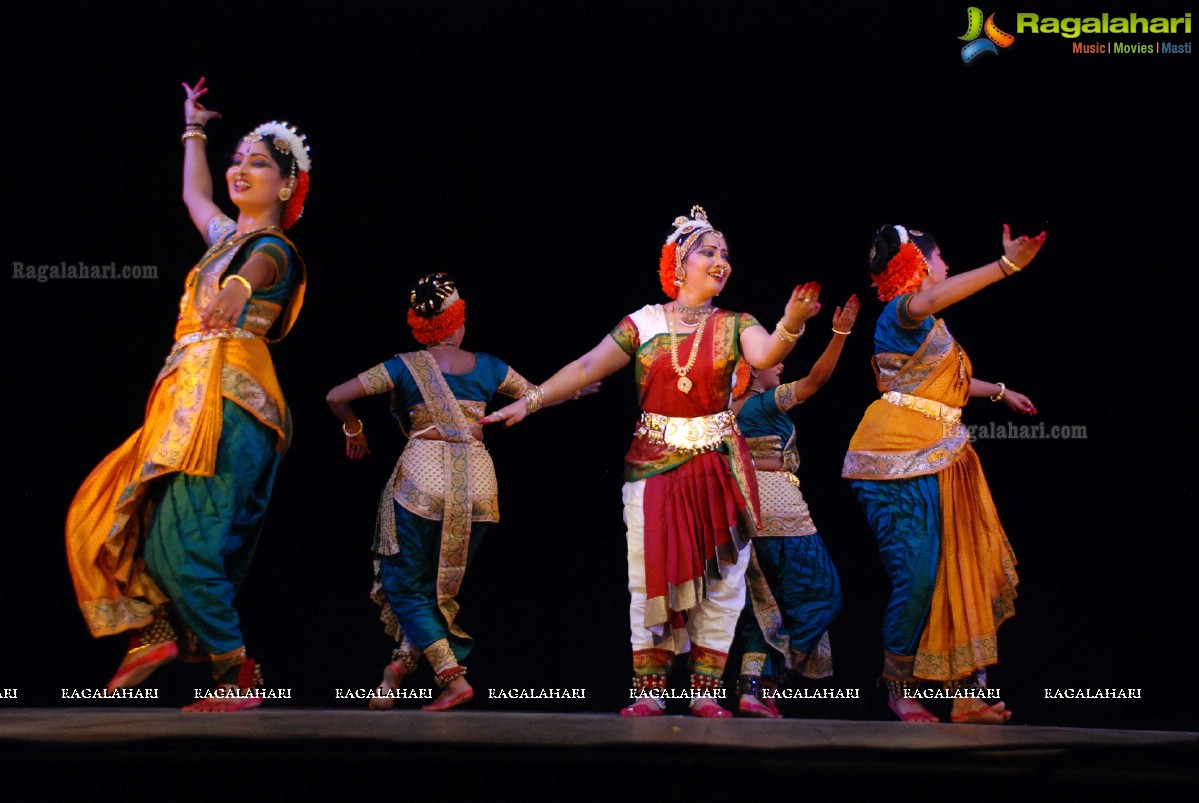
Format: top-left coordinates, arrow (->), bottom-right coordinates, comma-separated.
409,272 -> 458,319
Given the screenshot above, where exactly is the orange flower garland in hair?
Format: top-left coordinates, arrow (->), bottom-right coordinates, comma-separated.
281,171 -> 310,230
407,298 -> 467,345
659,243 -> 680,299
732,359 -> 752,400
872,242 -> 930,302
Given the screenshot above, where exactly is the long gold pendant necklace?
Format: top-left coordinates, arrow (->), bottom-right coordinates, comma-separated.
669,306 -> 709,394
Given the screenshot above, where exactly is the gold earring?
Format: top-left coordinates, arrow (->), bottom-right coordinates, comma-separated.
279,187 -> 293,201
674,266 -> 685,287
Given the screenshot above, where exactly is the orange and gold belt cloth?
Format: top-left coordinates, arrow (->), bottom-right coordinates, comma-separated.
636,409 -> 739,453
880,390 -> 962,425
165,327 -> 257,363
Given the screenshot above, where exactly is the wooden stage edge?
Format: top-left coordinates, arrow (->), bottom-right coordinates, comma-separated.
2,709 -> 1195,799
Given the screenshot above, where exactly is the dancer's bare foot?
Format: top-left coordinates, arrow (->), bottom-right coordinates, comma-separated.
369,661 -> 406,711
888,690 -> 940,722
183,685 -> 262,712
690,697 -> 732,718
421,674 -> 473,712
738,693 -> 782,718
619,696 -> 664,717
951,697 -> 1012,724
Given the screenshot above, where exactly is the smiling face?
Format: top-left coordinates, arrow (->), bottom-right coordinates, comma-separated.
680,232 -> 731,298
226,141 -> 289,213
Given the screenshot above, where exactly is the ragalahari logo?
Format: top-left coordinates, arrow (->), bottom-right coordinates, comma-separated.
959,7 -> 1016,62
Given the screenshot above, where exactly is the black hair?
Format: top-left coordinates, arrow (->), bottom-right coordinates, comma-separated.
868,225 -> 938,276
410,272 -> 458,318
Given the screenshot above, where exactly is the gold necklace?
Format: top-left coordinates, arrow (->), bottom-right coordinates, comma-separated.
668,309 -> 708,393
675,301 -> 713,326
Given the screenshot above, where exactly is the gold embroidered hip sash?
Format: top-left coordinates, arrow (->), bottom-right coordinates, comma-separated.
881,391 -> 962,425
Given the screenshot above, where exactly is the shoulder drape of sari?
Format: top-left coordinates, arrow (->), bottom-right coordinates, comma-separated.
65,228 -> 305,637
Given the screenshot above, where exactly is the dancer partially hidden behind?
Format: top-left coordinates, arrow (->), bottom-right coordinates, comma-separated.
326,273 -> 595,711
483,206 -> 822,717
731,295 -> 859,718
65,78 -> 310,710
843,224 -> 1045,723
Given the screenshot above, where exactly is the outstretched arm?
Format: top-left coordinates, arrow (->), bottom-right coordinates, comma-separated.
970,379 -> 1037,416
481,335 -> 630,428
907,225 -> 1046,319
776,295 -> 860,411
740,281 -> 824,368
181,77 -> 223,237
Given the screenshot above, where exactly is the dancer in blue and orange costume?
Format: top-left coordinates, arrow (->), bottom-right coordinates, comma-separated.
65,78 -> 310,710
483,206 -> 823,717
730,295 -> 859,717
843,223 -> 1045,723
327,273 -> 595,711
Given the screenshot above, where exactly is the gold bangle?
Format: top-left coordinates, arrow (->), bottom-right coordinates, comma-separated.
342,419 -> 364,437
832,327 -> 852,336
1000,255 -> 1022,273
181,129 -> 208,145
989,382 -> 1006,402
221,274 -> 253,295
774,320 -> 804,343
523,385 -> 545,414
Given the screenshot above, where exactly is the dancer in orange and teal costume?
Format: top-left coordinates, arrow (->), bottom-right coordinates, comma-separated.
65,78 -> 310,711
730,295 -> 858,717
483,206 -> 824,717
843,223 -> 1045,724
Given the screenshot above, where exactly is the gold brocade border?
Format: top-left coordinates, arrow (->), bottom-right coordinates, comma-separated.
874,318 -> 955,395
358,363 -> 395,395
741,652 -> 768,677
791,632 -> 833,679
756,470 -> 817,537
221,365 -> 285,435
745,547 -> 790,664
423,638 -> 457,674
496,366 -> 530,398
841,424 -> 969,479
79,597 -> 160,638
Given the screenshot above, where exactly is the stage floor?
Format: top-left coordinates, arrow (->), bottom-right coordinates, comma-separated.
2,709 -> 1195,799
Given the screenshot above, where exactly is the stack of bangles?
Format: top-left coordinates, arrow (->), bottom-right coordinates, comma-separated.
343,420 -> 364,437
990,382 -> 1006,402
181,122 -> 207,145
774,320 -> 805,343
523,385 -> 544,414
998,255 -> 1022,276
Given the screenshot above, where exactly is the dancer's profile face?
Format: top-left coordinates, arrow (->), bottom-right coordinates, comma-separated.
925,247 -> 949,283
757,363 -> 783,390
681,233 -> 732,296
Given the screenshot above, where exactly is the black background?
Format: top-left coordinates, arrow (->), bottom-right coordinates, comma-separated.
3,2 -> 1194,729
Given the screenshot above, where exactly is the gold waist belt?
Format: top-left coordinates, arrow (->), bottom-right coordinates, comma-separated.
167,327 -> 256,362
881,391 -> 962,425
636,409 -> 738,453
